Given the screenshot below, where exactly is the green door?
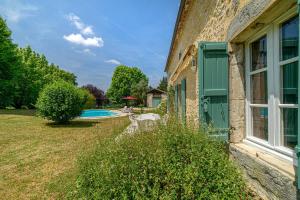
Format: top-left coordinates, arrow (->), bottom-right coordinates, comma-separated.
152,97 -> 161,107
198,42 -> 229,141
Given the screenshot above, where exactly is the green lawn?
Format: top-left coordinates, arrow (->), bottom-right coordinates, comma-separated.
0,110 -> 130,200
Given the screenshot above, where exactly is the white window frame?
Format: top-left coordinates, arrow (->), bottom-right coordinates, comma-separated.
245,6 -> 298,163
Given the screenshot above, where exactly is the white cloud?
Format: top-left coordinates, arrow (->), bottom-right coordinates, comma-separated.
66,13 -> 94,36
82,26 -> 94,35
83,48 -> 96,56
105,59 -> 121,65
0,0 -> 38,23
64,13 -> 103,48
63,33 -> 104,47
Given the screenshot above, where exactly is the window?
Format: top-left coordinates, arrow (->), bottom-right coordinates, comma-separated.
250,36 -> 268,141
246,8 -> 298,160
279,15 -> 299,149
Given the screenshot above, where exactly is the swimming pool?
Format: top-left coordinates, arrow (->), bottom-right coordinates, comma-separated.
80,109 -> 117,118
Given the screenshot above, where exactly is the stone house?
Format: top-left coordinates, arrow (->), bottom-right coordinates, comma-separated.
146,88 -> 167,108
165,0 -> 299,199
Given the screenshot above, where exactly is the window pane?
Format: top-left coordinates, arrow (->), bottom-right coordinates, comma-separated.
251,36 -> 267,71
281,61 -> 298,104
280,16 -> 299,61
252,107 -> 268,141
281,108 -> 298,149
251,71 -> 268,104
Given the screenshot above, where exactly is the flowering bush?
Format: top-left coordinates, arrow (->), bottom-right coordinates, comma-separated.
75,121 -> 247,199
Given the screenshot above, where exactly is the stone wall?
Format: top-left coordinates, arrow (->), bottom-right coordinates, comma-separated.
175,65 -> 198,126
167,0 -> 251,127
167,0 -> 289,138
161,93 -> 167,101
228,43 -> 245,143
230,144 -> 297,200
147,93 -> 153,107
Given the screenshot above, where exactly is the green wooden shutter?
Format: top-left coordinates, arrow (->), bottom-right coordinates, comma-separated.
296,0 -> 300,190
198,42 -> 229,141
181,79 -> 186,124
175,84 -> 178,118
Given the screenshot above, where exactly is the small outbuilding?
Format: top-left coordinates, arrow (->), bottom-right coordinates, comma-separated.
147,89 -> 167,108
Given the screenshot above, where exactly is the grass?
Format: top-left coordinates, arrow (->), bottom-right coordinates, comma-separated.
0,109 -> 130,200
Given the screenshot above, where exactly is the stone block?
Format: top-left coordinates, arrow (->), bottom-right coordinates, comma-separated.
230,144 -> 297,200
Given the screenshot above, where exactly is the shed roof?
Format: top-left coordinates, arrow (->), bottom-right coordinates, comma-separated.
147,88 -> 167,94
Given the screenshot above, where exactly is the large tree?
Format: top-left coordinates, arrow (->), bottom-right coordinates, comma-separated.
81,84 -> 105,107
157,76 -> 167,92
0,16 -> 77,108
81,84 -> 105,100
13,46 -> 77,108
107,65 -> 148,103
0,17 -> 20,107
131,79 -> 148,105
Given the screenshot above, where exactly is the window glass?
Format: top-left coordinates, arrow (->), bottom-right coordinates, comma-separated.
252,107 -> 268,141
251,36 -> 267,71
281,108 -> 298,149
251,71 -> 268,104
281,61 -> 298,104
280,16 -> 299,61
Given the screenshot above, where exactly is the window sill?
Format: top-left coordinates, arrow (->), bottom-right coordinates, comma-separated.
230,141 -> 296,180
245,136 -> 295,158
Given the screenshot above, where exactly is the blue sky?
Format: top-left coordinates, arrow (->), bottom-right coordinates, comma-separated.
0,0 -> 179,90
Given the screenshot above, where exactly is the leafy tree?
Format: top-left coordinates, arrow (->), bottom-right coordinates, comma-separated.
0,17 -> 20,107
80,89 -> 96,109
13,46 -> 77,108
82,84 -> 105,107
106,65 -> 148,103
130,79 -> 148,105
148,85 -> 154,91
36,81 -> 86,123
0,16 -> 76,109
81,84 -> 105,100
157,76 -> 168,91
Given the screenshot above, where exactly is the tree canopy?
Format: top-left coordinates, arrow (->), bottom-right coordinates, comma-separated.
106,65 -> 148,103
82,84 -> 105,107
157,76 -> 168,92
81,84 -> 105,100
0,17 -> 20,107
131,79 -> 148,105
0,17 -> 77,108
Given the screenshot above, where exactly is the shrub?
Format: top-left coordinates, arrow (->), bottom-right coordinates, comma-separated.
81,89 -> 96,109
154,99 -> 167,116
75,121 -> 247,199
5,106 -> 15,110
21,105 -> 29,109
36,81 -> 86,123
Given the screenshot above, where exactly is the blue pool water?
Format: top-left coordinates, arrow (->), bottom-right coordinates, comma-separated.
80,109 -> 117,118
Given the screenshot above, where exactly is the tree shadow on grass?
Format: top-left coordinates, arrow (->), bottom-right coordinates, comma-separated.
46,120 -> 101,128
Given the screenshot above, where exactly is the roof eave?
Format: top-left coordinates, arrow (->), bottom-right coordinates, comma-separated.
164,0 -> 186,72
